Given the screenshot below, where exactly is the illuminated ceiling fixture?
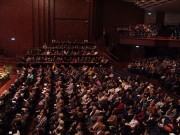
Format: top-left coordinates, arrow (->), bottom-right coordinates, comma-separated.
133,0 -> 176,9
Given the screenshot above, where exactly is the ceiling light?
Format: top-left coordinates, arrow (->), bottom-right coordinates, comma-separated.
11,37 -> 16,41
148,12 -> 152,15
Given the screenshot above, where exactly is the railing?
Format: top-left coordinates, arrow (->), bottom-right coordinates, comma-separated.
96,35 -> 120,64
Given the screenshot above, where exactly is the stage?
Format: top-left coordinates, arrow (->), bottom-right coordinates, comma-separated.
0,66 -> 11,89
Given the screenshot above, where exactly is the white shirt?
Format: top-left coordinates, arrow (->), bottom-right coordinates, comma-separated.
126,119 -> 139,129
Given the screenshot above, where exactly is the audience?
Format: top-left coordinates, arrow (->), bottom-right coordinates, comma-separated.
0,64 -> 179,135
128,56 -> 180,95
117,24 -> 159,38
118,24 -> 180,39
1,42 -> 179,135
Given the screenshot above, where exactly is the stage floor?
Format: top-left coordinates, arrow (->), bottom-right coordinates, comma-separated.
0,67 -> 10,89
0,77 -> 10,89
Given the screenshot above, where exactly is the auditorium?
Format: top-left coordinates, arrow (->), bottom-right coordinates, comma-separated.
0,0 -> 180,135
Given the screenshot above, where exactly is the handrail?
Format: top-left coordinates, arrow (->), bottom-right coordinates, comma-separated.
24,54 -> 98,56
26,47 -> 96,50
100,52 -> 118,64
106,47 -> 119,62
96,35 -> 120,64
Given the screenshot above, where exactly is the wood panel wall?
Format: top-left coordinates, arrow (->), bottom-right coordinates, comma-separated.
0,0 -> 33,57
111,45 -> 146,61
0,0 -> 94,56
32,0 -> 52,47
0,0 -> 145,57
103,0 -> 145,29
54,0 -> 91,41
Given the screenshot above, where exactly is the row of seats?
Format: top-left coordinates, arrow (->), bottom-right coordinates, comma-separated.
46,41 -> 95,49
18,42 -> 109,66
26,49 -> 98,55
21,56 -> 107,63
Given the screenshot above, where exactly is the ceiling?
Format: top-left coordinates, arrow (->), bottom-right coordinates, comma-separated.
123,0 -> 180,13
